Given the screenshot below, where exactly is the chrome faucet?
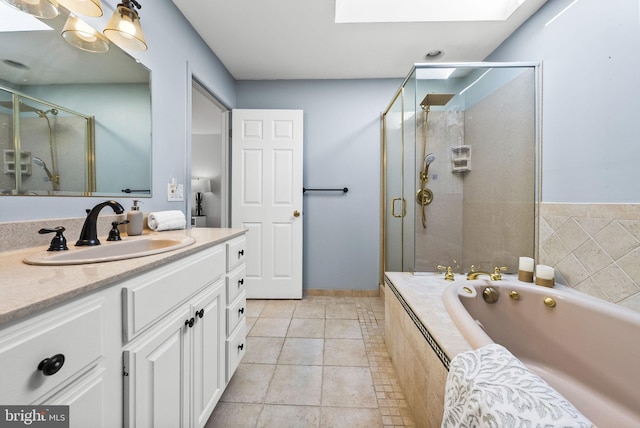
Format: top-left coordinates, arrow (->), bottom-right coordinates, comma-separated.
76,200 -> 125,246
466,265 -> 507,281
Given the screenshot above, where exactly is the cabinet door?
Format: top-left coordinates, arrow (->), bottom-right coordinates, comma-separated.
191,282 -> 225,428
123,306 -> 190,428
45,367 -> 107,428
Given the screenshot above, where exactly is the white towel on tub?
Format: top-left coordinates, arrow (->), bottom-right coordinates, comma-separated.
441,344 -> 593,428
147,210 -> 186,231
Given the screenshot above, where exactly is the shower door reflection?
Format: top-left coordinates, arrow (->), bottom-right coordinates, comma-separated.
0,88 -> 94,195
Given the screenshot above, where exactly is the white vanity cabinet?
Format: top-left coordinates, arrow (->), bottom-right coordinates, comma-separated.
0,286 -> 123,428
122,244 -> 228,428
0,229 -> 247,428
224,236 -> 247,381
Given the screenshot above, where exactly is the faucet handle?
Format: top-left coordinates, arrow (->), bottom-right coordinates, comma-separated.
436,265 -> 455,281
492,266 -> 508,280
39,227 -> 68,251
107,220 -> 129,241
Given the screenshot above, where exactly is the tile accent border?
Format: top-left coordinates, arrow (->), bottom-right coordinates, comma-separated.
384,277 -> 450,370
540,203 -> 640,313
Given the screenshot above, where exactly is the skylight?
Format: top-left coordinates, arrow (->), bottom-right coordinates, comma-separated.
0,3 -> 53,32
335,0 -> 527,23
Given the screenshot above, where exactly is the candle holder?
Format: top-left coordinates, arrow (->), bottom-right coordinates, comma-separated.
518,270 -> 534,283
535,277 -> 555,288
518,256 -> 534,283
535,264 -> 555,288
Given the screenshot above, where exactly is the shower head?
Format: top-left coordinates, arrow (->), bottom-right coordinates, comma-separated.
420,93 -> 455,110
424,153 -> 436,166
33,156 -> 54,181
37,108 -> 58,117
33,156 -> 46,167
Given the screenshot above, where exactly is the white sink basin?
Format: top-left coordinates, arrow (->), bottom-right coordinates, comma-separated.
24,236 -> 196,266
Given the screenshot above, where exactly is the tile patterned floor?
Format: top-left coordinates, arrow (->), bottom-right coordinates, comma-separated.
206,296 -> 416,428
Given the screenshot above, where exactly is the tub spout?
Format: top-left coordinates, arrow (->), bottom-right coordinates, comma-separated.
467,266 -> 507,281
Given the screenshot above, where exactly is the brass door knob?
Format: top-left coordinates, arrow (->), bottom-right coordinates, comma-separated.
293,210 -> 301,217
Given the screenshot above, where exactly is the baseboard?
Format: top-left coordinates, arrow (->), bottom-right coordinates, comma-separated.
303,289 -> 380,298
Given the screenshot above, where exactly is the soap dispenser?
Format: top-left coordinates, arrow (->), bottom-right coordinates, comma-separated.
126,200 -> 143,236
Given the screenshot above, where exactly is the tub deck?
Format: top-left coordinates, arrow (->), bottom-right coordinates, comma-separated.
389,272 -> 640,427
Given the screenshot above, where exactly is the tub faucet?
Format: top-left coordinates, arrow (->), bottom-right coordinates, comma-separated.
76,200 -> 125,246
466,265 -> 507,281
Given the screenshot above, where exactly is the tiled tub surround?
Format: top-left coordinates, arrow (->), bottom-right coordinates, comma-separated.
540,203 -> 640,312
383,272 -> 472,428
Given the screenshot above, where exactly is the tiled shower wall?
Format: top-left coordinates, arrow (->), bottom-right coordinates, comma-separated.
539,203 -> 640,313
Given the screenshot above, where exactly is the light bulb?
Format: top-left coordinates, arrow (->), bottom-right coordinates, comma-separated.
73,18 -> 97,42
118,18 -> 135,38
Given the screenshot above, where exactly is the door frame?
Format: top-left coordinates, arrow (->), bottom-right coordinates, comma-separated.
186,63 -> 232,228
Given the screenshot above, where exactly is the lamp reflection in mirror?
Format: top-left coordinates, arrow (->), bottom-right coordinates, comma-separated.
57,0 -> 102,17
103,0 -> 147,51
62,14 -> 110,53
192,177 -> 211,217
1,0 -> 58,19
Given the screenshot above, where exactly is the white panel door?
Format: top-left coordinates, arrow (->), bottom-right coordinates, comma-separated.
232,109 -> 303,299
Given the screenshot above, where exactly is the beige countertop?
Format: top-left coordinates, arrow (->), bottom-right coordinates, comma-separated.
0,228 -> 246,326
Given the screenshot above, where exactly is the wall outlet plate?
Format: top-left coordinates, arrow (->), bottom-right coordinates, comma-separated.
168,183 -> 184,201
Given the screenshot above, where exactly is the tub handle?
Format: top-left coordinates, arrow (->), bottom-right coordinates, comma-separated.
544,297 -> 556,308
482,287 -> 499,304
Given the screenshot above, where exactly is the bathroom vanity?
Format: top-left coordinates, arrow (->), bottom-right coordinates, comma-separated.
0,228 -> 246,428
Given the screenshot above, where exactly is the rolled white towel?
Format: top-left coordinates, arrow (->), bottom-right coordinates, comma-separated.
147,210 -> 186,231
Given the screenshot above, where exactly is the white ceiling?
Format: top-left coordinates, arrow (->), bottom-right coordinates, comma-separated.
171,0 -> 549,80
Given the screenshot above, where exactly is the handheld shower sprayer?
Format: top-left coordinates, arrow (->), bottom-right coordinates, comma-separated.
421,153 -> 436,181
33,156 -> 55,182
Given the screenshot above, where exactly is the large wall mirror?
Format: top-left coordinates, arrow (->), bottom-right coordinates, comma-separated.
0,3 -> 151,197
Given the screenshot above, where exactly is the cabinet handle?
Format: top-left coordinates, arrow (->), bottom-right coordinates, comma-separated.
185,317 -> 195,328
238,249 -> 244,257
238,307 -> 245,315
38,354 -> 65,376
238,343 -> 244,351
196,309 -> 205,319
238,278 -> 244,287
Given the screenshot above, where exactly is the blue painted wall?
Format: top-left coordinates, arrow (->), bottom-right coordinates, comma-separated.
237,79 -> 401,291
487,0 -> 640,202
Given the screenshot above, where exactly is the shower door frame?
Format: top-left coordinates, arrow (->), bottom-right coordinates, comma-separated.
380,62 -> 542,283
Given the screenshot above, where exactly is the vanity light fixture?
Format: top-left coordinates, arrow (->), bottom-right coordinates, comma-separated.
57,0 -> 102,17
103,0 -> 147,51
61,14 -> 109,53
1,0 -> 59,19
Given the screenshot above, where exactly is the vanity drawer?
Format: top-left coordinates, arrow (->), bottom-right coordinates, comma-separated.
226,236 -> 246,272
225,320 -> 246,382
226,266 -> 246,305
123,245 -> 225,340
226,291 -> 246,336
0,299 -> 104,404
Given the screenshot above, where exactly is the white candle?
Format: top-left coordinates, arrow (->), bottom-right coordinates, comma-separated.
536,264 -> 555,280
519,257 -> 534,272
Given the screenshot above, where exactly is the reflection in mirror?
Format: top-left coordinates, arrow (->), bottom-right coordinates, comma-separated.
0,2 -> 151,197
0,87 -> 94,195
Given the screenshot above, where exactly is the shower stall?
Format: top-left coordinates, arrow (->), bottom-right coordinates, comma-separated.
0,86 -> 95,195
381,63 -> 540,277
